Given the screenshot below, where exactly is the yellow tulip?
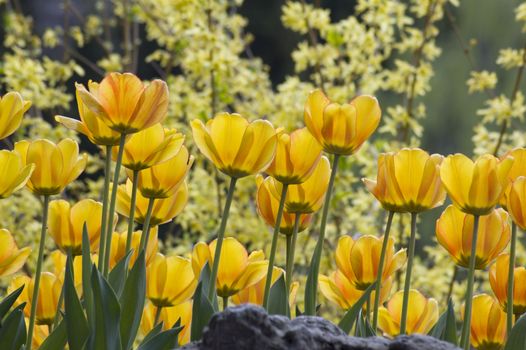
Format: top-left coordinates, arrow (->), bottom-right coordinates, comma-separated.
141,300 -> 192,345
489,254 -> 526,315
0,150 -> 34,198
439,153 -> 513,216
55,88 -> 120,146
265,127 -> 322,184
27,320 -> 48,349
116,179 -> 188,225
436,205 -> 510,269
109,227 -> 158,269
335,235 -> 406,290
192,238 -> 268,298
135,145 -> 193,198
461,294 -> 506,350
256,175 -> 312,235
499,148 -> 526,209
147,253 -> 197,308
28,272 -> 62,325
231,266 -> 283,306
363,148 -> 445,213
191,112 -> 278,178
378,289 -> 438,336
0,229 -> 31,277
117,124 -> 185,171
304,89 -> 381,155
50,250 -> 90,295
506,176 -> 526,230
14,138 -> 88,196
0,91 -> 31,140
76,72 -> 169,134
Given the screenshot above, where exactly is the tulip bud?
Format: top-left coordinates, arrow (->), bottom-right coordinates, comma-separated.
0,92 -> 31,140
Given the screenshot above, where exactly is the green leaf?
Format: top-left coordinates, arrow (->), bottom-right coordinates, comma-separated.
354,310 -> 376,337
140,322 -> 163,345
137,327 -> 183,350
39,320 -> 67,350
0,286 -> 24,322
81,224 -> 95,328
190,264 -> 219,344
64,255 -> 89,350
304,244 -> 322,315
268,274 -> 287,316
0,306 -> 26,350
196,262 -> 218,311
505,313 -> 526,350
429,299 -> 457,345
91,265 -> 122,350
120,252 -> 146,350
338,282 -> 376,334
108,250 -> 133,298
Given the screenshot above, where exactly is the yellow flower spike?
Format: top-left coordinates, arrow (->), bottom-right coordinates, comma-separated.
461,294 -> 506,350
439,153 -> 513,216
191,112 -> 278,178
28,272 -> 62,326
335,234 -> 406,290
140,300 -> 193,345
499,148 -> 526,209
265,127 -> 322,184
109,227 -> 158,269
0,150 -> 34,198
8,275 -> 31,316
135,145 -> 194,198
116,180 -> 188,225
14,138 -> 88,196
231,266 -> 283,306
0,91 -> 31,140
507,176 -> 526,230
489,254 -> 526,315
436,205 -> 510,269
378,289 -> 439,337
304,89 -> 381,155
76,72 -> 169,134
0,229 -> 31,277
146,253 -> 197,308
363,148 -> 446,213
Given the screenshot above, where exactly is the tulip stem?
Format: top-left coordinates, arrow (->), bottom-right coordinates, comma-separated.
139,198 -> 156,252
98,145 -> 113,270
125,170 -> 139,253
286,213 -> 301,298
223,296 -> 228,311
262,183 -> 289,310
154,306 -> 162,327
208,177 -> 238,301
52,249 -> 72,330
372,211 -> 395,332
305,154 -> 340,316
507,222 -> 517,336
103,133 -> 126,277
400,212 -> 417,335
27,195 -> 50,349
460,214 -> 480,350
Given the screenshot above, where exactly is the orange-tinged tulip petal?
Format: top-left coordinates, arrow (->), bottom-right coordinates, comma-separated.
7,275 -> 31,316
0,229 -> 31,277
304,89 -> 329,143
461,294 -> 506,350
507,176 -> 526,230
0,150 -> 34,199
109,227 -> 158,269
489,254 -> 526,315
0,91 -> 31,140
50,250 -> 91,295
231,266 -> 283,306
500,148 -> 526,208
140,301 -> 192,345
28,272 -> 62,325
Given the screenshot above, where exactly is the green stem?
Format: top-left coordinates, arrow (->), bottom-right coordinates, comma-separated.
139,197 -> 155,252
98,145 -> 113,269
460,215 -> 480,350
262,183 -> 289,309
27,195 -> 50,349
154,306 -> 162,327
103,134 -> 126,277
286,213 -> 301,295
125,170 -> 139,253
305,154 -> 340,315
507,223 -> 517,336
222,296 -> 228,311
208,177 -> 238,301
400,212 -> 418,335
52,249 -> 72,330
372,211 -> 395,332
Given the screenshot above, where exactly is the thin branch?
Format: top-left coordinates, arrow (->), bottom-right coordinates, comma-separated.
299,0 -> 325,91
123,0 -> 132,71
66,48 -> 105,76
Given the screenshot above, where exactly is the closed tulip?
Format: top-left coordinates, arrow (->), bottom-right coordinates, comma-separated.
0,91 -> 31,140
109,227 -> 158,269
76,72 -> 169,134
141,300 -> 192,345
440,153 -> 513,216
336,235 -> 406,290
462,294 -> 506,350
378,289 -> 439,336
304,89 -> 381,155
192,238 -> 268,298
14,138 -> 88,196
506,176 -> 526,230
50,250 -> 88,294
363,148 -> 445,213
489,254 -> 526,315
0,229 -> 31,277
499,148 -> 526,209
7,275 -> 31,316
436,205 -> 510,269
28,272 -> 62,325
265,127 -> 322,184
191,112 -> 278,178
0,150 -> 34,198
231,266 -> 283,306
147,253 -> 197,308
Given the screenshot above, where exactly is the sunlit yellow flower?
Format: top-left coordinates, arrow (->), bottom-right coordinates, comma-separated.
506,176 -> 526,230
192,238 -> 268,298
231,266 -> 283,306
191,112 -> 278,178
14,138 -> 88,196
28,320 -> 48,349
109,227 -> 158,269
141,300 -> 192,345
0,150 -> 34,199
335,235 -> 406,290
117,124 -> 185,171
304,89 -> 381,155
135,145 -> 193,198
256,175 -> 312,235
499,148 -> 526,209
489,254 -> 526,315
76,72 -> 169,134
50,250 -> 90,295
0,229 -> 31,277
7,275 -> 31,316
439,153 -> 513,215
363,148 -> 445,213
147,253 -> 197,308
436,205 -> 510,269
28,272 -> 62,325
461,294 -> 506,350
55,88 -> 120,146
378,289 -> 438,336
265,127 -> 322,184
116,180 -> 188,225
0,91 -> 31,140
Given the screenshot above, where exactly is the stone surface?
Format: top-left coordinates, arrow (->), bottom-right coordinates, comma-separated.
181,305 -> 460,350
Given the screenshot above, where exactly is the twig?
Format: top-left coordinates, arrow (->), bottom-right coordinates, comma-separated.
299,0 -> 325,91
66,48 -> 105,76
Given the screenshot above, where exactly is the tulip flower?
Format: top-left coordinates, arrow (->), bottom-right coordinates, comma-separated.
7,275 -> 31,316
109,227 -> 158,269
499,148 -> 526,209
0,229 -> 31,277
50,250 -> 90,296
231,266 -> 283,306
141,300 -> 192,345
507,176 -> 526,231
28,272 -> 62,326
0,150 -> 34,199
461,294 -> 506,350
0,91 -> 31,140
489,254 -> 526,316
28,322 -> 48,349
378,289 -> 438,336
